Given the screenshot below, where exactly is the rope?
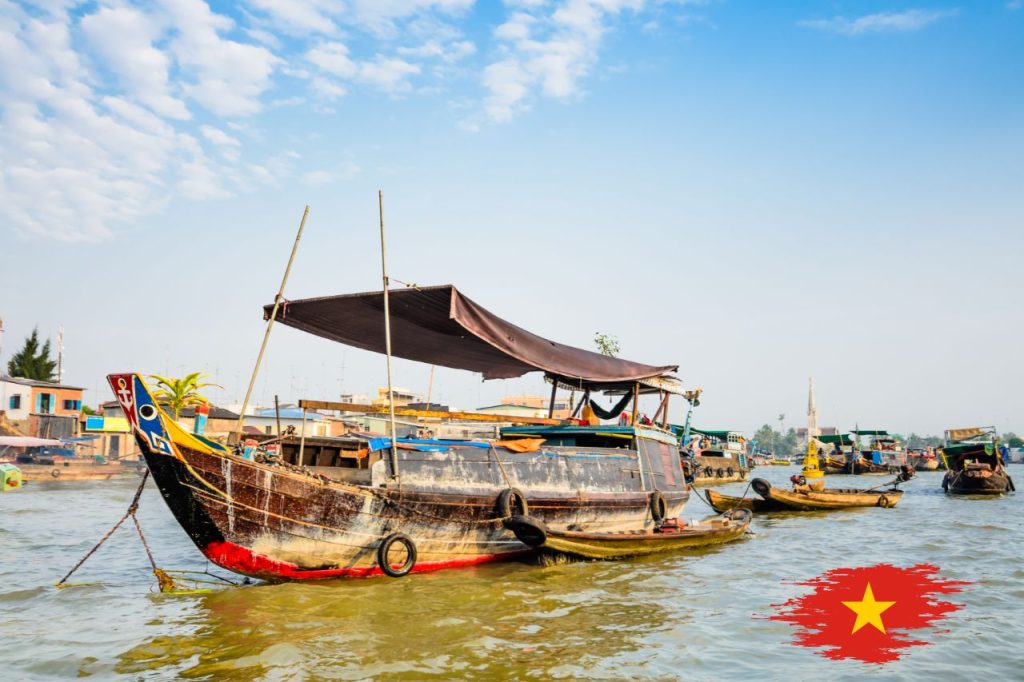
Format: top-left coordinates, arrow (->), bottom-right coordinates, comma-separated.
57,469 -> 180,593
488,445 -> 513,488
57,470 -> 150,587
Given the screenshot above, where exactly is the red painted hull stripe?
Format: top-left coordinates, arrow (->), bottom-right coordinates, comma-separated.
203,540 -> 526,580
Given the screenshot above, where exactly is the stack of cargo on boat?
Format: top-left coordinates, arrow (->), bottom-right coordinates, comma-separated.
109,285 -> 697,580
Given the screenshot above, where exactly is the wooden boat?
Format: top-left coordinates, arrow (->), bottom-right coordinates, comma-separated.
503,509 -> 751,560
907,448 -> 940,471
705,488 -> 788,512
110,285 -> 694,580
941,427 -> 1015,495
12,458 -> 132,481
706,477 -> 904,512
682,429 -> 751,486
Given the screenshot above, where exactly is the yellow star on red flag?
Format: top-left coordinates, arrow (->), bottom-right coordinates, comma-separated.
842,582 -> 896,634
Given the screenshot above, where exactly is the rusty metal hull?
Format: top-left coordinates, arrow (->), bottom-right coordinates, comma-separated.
141,440 -> 690,581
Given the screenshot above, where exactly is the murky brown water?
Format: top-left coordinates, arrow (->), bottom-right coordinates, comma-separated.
1,465 -> 1020,680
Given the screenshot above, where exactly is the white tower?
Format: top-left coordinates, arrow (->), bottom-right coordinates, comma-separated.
807,377 -> 818,442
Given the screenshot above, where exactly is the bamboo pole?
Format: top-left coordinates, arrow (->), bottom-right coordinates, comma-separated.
235,206 -> 310,435
379,191 -> 400,480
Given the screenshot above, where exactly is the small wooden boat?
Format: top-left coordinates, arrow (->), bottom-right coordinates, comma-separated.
706,478 -> 904,512
503,510 -> 751,560
3,455 -> 134,481
705,488 -> 788,512
941,427 -> 1015,495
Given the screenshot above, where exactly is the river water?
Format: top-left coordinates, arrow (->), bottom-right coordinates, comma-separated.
1,465 -> 1020,680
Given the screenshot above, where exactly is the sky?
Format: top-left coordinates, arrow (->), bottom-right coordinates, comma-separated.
0,0 -> 1021,437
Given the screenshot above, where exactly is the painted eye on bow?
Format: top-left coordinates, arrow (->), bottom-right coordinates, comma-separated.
139,404 -> 158,420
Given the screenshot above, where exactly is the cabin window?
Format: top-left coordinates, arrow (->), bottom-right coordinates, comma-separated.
9,395 -> 20,410
63,399 -> 81,411
265,426 -> 273,435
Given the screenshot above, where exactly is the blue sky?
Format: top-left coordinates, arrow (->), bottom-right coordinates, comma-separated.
1,1 -> 1021,436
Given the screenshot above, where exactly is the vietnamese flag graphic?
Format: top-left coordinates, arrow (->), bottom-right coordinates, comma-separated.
768,563 -> 970,663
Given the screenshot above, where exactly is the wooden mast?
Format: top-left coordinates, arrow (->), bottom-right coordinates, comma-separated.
235,206 -> 310,435
379,191 -> 400,480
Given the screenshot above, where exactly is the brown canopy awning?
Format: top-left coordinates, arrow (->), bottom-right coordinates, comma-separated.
265,285 -> 678,386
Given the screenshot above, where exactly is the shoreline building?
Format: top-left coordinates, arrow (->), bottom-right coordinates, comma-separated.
0,374 -> 85,439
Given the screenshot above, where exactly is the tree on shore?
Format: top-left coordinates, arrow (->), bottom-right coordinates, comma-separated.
149,372 -> 221,419
6,328 -> 57,381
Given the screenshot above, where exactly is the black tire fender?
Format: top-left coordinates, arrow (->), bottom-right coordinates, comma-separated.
497,487 -> 528,518
877,494 -> 892,508
726,467 -> 735,477
751,478 -> 772,498
649,490 -> 668,523
377,533 -> 417,578
51,469 -> 61,479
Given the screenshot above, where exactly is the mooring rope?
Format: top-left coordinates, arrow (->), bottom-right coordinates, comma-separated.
56,470 -> 179,593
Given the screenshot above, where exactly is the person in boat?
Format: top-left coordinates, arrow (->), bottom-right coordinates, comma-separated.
619,411 -> 631,426
999,443 -> 1009,465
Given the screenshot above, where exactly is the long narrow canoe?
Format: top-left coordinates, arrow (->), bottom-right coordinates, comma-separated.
707,479 -> 903,512
752,478 -> 902,510
503,510 -> 751,560
705,489 -> 789,512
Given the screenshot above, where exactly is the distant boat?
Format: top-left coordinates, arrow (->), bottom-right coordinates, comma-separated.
940,427 -> 1015,495
907,448 -> 940,471
0,436 -> 132,481
675,427 -> 751,485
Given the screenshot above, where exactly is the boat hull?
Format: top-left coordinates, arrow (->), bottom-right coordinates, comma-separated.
690,455 -> 748,486
942,470 -> 1014,495
705,489 -> 787,512
504,510 -> 751,560
709,480 -> 902,512
11,461 -> 134,482
106,369 -> 691,581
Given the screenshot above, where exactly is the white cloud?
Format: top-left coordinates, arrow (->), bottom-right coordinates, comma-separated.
248,0 -> 344,35
80,5 -> 190,120
307,42 -> 357,77
799,9 -> 957,35
481,0 -> 644,122
359,57 -> 421,92
397,38 -> 476,62
164,0 -> 280,117
306,43 -> 421,93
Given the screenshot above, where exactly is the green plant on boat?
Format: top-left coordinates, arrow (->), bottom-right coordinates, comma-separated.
149,372 -> 222,419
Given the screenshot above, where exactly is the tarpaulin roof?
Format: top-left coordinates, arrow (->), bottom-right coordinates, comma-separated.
670,425 -> 734,439
851,429 -> 889,436
266,285 -> 679,386
817,433 -> 853,445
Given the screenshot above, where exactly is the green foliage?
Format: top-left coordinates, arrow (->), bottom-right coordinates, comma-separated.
905,433 -> 944,448
1002,432 -> 1022,448
751,424 -> 798,456
81,405 -> 97,416
6,328 -> 57,381
149,372 -> 222,419
593,332 -> 621,357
